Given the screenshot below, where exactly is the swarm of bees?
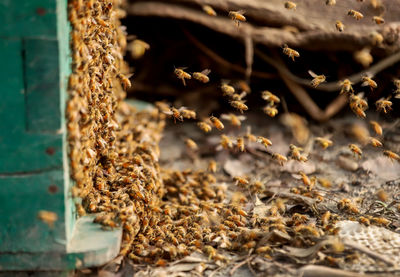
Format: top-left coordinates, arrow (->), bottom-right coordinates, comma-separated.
66,0 -> 400,270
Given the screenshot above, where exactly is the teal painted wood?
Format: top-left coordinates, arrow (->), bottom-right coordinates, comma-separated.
0,0 -> 57,39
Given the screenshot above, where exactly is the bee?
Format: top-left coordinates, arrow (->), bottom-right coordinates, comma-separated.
185,138 -> 198,151
236,137 -> 245,152
373,16 -> 385,24
263,105 -> 278,117
326,0 -> 336,5
233,176 -> 249,186
231,91 -> 247,101
383,150 -> 400,162
128,39 -> 150,59
210,116 -> 224,130
220,135 -> 234,149
208,160 -> 217,173
348,10 -> 364,20
256,246 -> 272,254
349,144 -> 362,158
220,113 -> 246,127
242,241 -> 257,251
289,144 -> 307,162
180,108 -> 196,119
261,91 -> 280,105
257,136 -> 272,148
221,82 -> 235,96
369,137 -> 383,147
282,44 -> 300,61
334,20 -> 344,32
361,75 -> 377,90
359,216 -> 370,226
354,48 -> 373,68
117,73 -> 132,90
37,210 -> 58,228
371,217 -> 390,226
370,0 -> 383,9
393,79 -> 400,98
370,31 -> 383,45
339,79 -> 354,94
370,121 -> 383,136
228,10 -> 246,27
294,224 -> 320,237
193,69 -> 211,83
318,178 -> 332,188
197,121 -> 212,133
272,153 -> 287,166
299,171 -> 315,191
237,80 -> 251,93
202,5 -> 217,16
376,189 -> 388,202
338,199 -> 359,214
284,1 -> 297,10
308,70 -> 326,87
245,126 -> 257,142
174,67 -> 191,86
321,211 -> 331,228
375,97 -> 392,113
230,101 -> 248,113
165,107 -> 183,122
315,137 -> 333,149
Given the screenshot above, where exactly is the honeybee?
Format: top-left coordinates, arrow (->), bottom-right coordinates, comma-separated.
370,121 -> 383,136
263,105 -> 278,117
349,144 -> 362,158
220,113 -> 246,127
377,189 -> 388,202
256,246 -> 271,254
37,210 -> 58,228
299,171 -> 315,191
289,144 -> 307,162
75,203 -> 86,217
369,137 -> 382,147
180,108 -> 196,119
128,39 -> 150,59
339,79 -> 354,94
318,178 -> 332,188
185,138 -> 198,151
282,44 -> 300,61
231,91 -> 247,101
354,48 -> 373,68
165,107 -> 183,122
117,73 -> 132,90
315,137 -> 333,149
370,31 -> 383,45
202,5 -> 217,16
375,97 -> 392,113
234,176 -> 249,187
348,10 -> 364,20
335,20 -> 344,32
220,135 -> 234,149
272,153 -> 287,166
359,216 -> 370,226
371,217 -> 390,226
174,67 -> 191,86
230,100 -> 248,113
245,126 -> 257,142
193,69 -> 211,83
373,16 -> 385,24
221,82 -> 235,96
257,136 -> 272,148
321,211 -> 331,228
338,199 -> 359,214
284,1 -> 297,10
261,91 -> 280,105
208,160 -> 217,173
394,79 -> 400,98
210,116 -> 224,130
236,137 -> 245,152
383,150 -> 400,162
237,80 -> 251,93
197,121 -> 212,133
361,75 -> 377,90
308,70 -> 326,88
229,10 -> 246,27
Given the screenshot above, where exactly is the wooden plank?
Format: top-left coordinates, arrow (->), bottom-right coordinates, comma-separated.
0,0 -> 57,38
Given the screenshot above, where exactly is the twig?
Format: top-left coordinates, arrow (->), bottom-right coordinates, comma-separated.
244,34 -> 254,82
299,265 -> 371,277
229,254 -> 255,276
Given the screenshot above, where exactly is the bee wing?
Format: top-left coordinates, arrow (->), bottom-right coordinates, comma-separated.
201,69 -> 211,75
163,110 -> 173,115
361,81 -> 369,87
308,70 -> 318,78
237,10 -> 246,15
220,114 -> 230,120
178,106 -> 188,112
237,115 -> 247,120
221,79 -> 231,85
239,91 -> 247,99
357,92 -> 365,98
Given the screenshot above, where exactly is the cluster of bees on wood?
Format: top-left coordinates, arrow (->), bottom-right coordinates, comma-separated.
66,0 -> 400,268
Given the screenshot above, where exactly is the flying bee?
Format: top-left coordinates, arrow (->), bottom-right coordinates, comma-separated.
193,69 -> 211,83
261,91 -> 280,105
354,48 -> 373,68
221,82 -> 235,96
339,79 -> 354,94
282,44 -> 300,61
383,150 -> 400,162
257,136 -> 272,148
308,70 -> 326,88
361,75 -> 377,90
284,1 -> 297,10
233,176 -> 249,186
349,144 -> 362,158
263,105 -> 278,117
210,116 -> 224,130
375,97 -> 392,113
326,0 -> 336,5
117,73 -> 132,90
180,108 -> 196,119
230,100 -> 248,113
335,20 -> 344,32
272,153 -> 287,166
197,121 -> 212,133
174,67 -> 191,86
37,210 -> 58,228
202,5 -> 217,16
164,107 -> 183,122
208,160 -> 217,173
220,135 -> 234,149
228,10 -> 246,27
315,137 -> 333,149
289,144 -> 307,162
231,91 -> 247,101
299,171 -> 315,191
348,10 -> 364,20
236,137 -> 245,152
369,121 -> 383,136
373,16 -> 385,24
237,80 -> 251,93
370,31 -> 383,45
245,126 -> 257,142
128,39 -> 150,59
220,113 -> 246,127
369,137 -> 382,147
185,138 -> 198,151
